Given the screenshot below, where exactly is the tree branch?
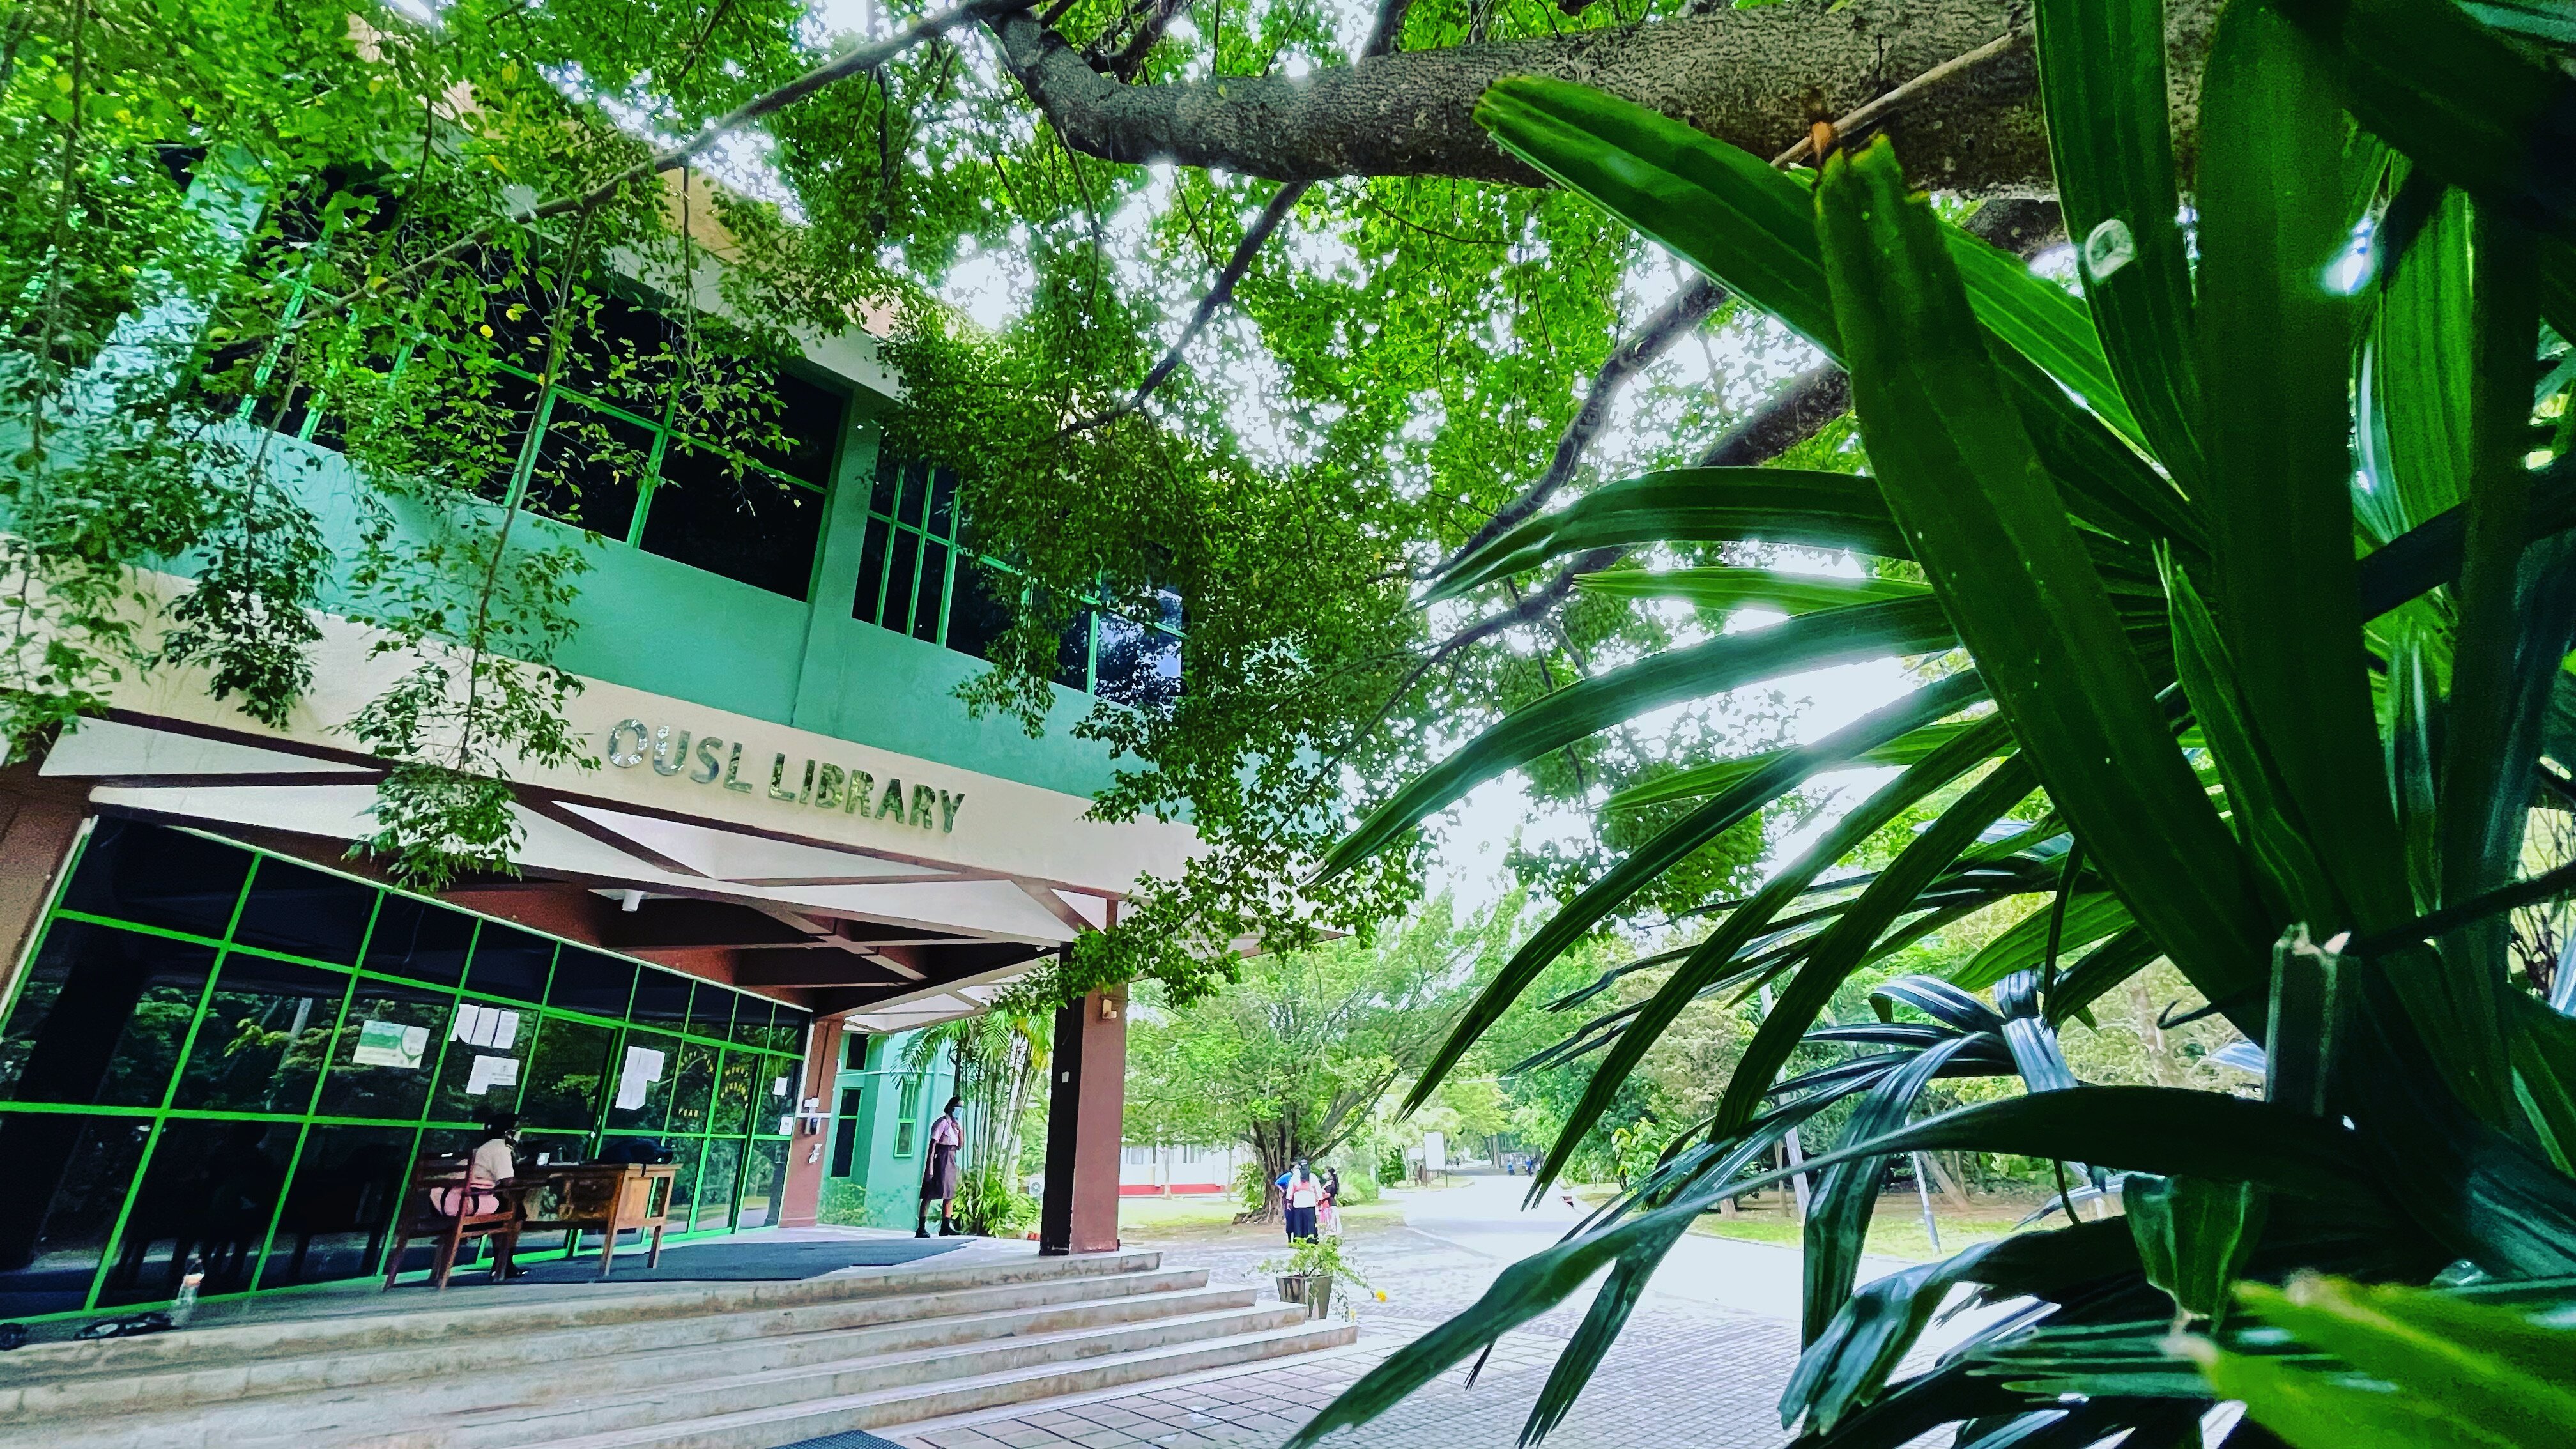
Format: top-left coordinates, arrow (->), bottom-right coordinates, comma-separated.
1441,274 -> 1726,572
990,0 -> 2223,192
1054,0 -> 1413,437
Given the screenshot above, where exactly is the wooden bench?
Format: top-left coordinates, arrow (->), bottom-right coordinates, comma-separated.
516,1163 -> 677,1278
383,1154 -> 527,1291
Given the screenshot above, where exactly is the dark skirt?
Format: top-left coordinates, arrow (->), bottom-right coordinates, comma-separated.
921,1142 -> 960,1200
1284,1206 -> 1318,1241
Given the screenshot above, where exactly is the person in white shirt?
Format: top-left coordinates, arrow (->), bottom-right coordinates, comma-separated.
431,1114 -> 526,1278
917,1097 -> 965,1237
1275,1159 -> 1324,1242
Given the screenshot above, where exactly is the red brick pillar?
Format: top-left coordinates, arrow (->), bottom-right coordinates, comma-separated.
1039,985 -> 1126,1255
0,774 -> 88,1001
778,1016 -> 841,1227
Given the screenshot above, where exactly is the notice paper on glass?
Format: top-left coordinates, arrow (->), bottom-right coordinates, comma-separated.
465,1053 -> 521,1096
614,1044 -> 668,1110
351,1018 -> 426,1069
452,1004 -> 521,1050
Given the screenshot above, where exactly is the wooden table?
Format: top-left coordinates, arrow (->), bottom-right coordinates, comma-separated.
511,1163 -> 678,1278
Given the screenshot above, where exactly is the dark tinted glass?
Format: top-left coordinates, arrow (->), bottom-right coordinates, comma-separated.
945,560 -> 1011,664
913,541 -> 949,643
687,988 -> 735,1042
926,468 -> 958,540
1055,608 -> 1093,689
548,947 -> 636,1019
868,454 -> 900,516
231,855 -> 376,965
98,1117 -> 294,1305
524,396 -> 652,541
432,997 -> 535,1123
62,818 -> 250,940
895,459 -> 928,527
520,1016 -> 613,1131
736,1138 -> 787,1229
459,367 -> 546,508
758,1056 -> 795,1133
881,528 -> 919,632
562,292 -> 678,416
172,954 -> 345,1113
1096,618 -> 1183,713
853,514 -> 893,625
641,440 -> 824,599
317,979 -> 451,1121
693,1136 -> 740,1232
629,970 -> 691,1029
744,371 -> 845,487
829,1087 -> 862,1177
729,997 -> 772,1048
0,1110 -> 151,1318
259,1123 -> 414,1289
666,1040 -> 719,1135
664,1137 -> 703,1226
603,1027 -> 681,1133
362,896 -> 475,987
711,1050 -> 756,1137
0,921 -> 217,1107
464,923 -> 553,1003
774,1008 -> 811,1057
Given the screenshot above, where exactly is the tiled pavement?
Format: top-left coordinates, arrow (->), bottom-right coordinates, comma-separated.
882,1224 -> 1808,1449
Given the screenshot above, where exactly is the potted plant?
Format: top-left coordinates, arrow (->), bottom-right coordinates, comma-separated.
1258,1235 -> 1371,1320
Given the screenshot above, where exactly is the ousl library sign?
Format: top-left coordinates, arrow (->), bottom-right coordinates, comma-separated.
600,717 -> 968,834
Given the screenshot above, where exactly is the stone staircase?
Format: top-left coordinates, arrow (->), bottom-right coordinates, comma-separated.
0,1250 -> 1354,1449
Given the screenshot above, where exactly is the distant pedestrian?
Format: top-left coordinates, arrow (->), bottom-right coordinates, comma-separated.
917,1096 -> 964,1237
1276,1159 -> 1324,1242
1318,1167 -> 1344,1237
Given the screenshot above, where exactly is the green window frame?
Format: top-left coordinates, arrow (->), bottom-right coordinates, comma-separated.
892,1073 -> 923,1158
0,820 -> 811,1322
852,453 -> 1186,703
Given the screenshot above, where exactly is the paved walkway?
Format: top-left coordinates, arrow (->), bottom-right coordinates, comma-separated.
882,1176 -> 1891,1449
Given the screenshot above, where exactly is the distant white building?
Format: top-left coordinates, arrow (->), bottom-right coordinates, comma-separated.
1119,1140 -> 1252,1197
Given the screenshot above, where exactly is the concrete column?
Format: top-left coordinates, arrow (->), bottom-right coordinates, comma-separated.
1039,985 -> 1126,1255
0,771 -> 90,1002
778,1016 -> 841,1227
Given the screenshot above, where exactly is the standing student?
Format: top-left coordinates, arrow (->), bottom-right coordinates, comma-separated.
1276,1159 -> 1324,1243
917,1096 -> 965,1237
1317,1167 -> 1344,1237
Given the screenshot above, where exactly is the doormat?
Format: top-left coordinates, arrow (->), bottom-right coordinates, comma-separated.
435,1236 -> 972,1284
764,1431 -> 912,1449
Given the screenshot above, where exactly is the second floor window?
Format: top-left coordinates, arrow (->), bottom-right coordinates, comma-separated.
856,454 -> 1184,708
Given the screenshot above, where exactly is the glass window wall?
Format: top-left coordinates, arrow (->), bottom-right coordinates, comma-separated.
0,819 -> 809,1319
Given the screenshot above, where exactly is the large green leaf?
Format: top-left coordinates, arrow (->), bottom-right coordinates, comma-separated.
1603,717 -> 1986,812
2371,183 -> 2478,537
1398,670 -> 1986,1115
1805,1037 -> 1986,1343
1431,468 -> 1908,603
1814,134 -> 2270,1024
2031,0 -> 2206,492
2196,1 -> 2413,939
1472,78 -> 2196,556
2268,0 -> 2576,241
2128,1174 -> 2269,1328
1315,594 -> 1956,879
1530,716 -> 2021,1188
1572,565 -> 1927,615
1289,1086 -> 2372,1449
1951,891 -> 2132,991
1942,226 -> 2149,454
1713,755 -> 2041,1147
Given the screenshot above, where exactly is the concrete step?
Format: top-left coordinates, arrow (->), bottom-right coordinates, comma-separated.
1,1248 -> 1163,1386
528,1319 -> 1360,1449
371,1303 -> 1324,1449
6,1271 -> 1227,1427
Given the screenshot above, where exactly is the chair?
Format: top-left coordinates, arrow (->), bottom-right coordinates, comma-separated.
383,1153 -> 525,1290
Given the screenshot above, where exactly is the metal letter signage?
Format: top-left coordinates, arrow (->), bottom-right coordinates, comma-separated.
604,718 -> 966,834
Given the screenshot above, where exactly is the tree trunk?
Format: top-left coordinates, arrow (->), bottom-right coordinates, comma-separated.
991,0 -> 2221,195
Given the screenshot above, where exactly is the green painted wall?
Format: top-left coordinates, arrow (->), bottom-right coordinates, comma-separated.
816,1030 -> 958,1231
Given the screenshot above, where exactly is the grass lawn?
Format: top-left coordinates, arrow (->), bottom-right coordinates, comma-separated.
1118,1193 -> 1409,1239
1685,1195 -> 2046,1261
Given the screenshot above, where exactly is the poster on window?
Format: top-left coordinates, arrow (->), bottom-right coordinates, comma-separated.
614,1044 -> 668,1110
351,1018 -> 429,1069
